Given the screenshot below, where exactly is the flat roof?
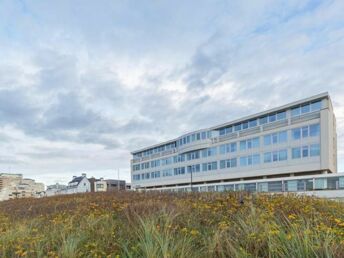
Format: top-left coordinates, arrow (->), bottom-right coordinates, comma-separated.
131,92 -> 329,154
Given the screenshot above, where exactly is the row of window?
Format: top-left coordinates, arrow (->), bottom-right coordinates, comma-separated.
133,145 -> 320,181
133,142 -> 176,158
292,124 -> 320,140
218,111 -> 287,136
159,176 -> 344,193
134,124 -> 320,171
291,100 -> 322,117
292,144 -> 320,159
177,131 -> 212,147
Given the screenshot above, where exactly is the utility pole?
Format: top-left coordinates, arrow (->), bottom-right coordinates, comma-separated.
117,168 -> 120,191
190,167 -> 193,192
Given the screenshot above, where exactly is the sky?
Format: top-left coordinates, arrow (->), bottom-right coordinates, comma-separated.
0,0 -> 343,186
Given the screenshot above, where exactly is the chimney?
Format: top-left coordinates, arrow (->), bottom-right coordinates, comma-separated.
73,176 -> 77,179
82,173 -> 86,177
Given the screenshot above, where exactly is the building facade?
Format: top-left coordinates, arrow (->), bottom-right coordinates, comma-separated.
131,92 -> 337,190
63,173 -> 91,194
0,173 -> 45,201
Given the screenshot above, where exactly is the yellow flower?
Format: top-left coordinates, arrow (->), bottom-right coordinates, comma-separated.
190,229 -> 199,236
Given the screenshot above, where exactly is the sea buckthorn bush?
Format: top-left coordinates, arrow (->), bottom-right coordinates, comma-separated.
0,191 -> 343,257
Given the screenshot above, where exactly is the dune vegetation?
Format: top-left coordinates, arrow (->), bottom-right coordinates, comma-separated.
0,191 -> 343,258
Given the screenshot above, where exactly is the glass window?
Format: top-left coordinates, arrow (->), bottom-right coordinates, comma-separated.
302,146 -> 309,158
240,157 -> 247,166
309,124 -> 320,137
272,133 -> 278,144
268,181 -> 283,192
252,137 -> 260,148
212,161 -> 217,170
264,135 -> 271,145
269,114 -> 276,122
230,143 -> 237,152
252,154 -> 260,165
310,144 -> 320,156
258,182 -> 268,192
240,141 -> 246,151
220,144 -> 226,154
219,128 -> 226,136
242,122 -> 248,130
234,124 -> 241,131
279,150 -> 288,161
311,100 -> 321,111
291,107 -> 300,117
249,119 -> 257,127
315,178 -> 327,190
201,132 -> 206,139
279,131 -> 287,143
285,180 -> 298,192
292,128 -> 301,140
202,163 -> 207,172
301,104 -> 310,114
302,126 -> 309,138
264,152 -> 271,163
292,147 -> 301,159
231,158 -> 237,167
272,151 -> 278,162
196,133 -> 201,140
277,111 -> 286,120
339,177 -> 344,189
226,127 -> 233,134
259,116 -> 268,125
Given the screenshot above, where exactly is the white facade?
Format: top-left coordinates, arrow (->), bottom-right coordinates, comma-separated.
131,93 -> 337,190
61,174 -> 91,194
95,179 -> 107,192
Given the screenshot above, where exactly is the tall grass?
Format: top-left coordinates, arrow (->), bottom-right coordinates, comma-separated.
0,192 -> 343,257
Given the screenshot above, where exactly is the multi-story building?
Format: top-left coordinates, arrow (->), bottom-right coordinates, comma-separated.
130,92 -> 339,193
0,173 -> 45,201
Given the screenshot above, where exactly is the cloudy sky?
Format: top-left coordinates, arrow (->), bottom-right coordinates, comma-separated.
0,0 -> 343,186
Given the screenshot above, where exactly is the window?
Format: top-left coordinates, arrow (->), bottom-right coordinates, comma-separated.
240,154 -> 259,166
240,157 -> 247,166
302,126 -> 309,138
174,167 -> 185,176
279,131 -> 288,143
240,141 -> 246,151
311,100 -> 321,111
302,146 -> 309,158
242,122 -> 248,129
234,124 -> 241,131
220,158 -> 237,169
292,147 -> 301,159
272,133 -> 278,144
259,116 -> 268,125
272,151 -> 278,162
291,107 -> 300,117
162,169 -> 173,177
264,152 -> 271,163
292,128 -> 301,140
249,119 -> 257,127
240,137 -> 259,151
277,111 -> 286,120
252,154 -> 260,165
187,164 -> 201,173
202,147 -> 217,157
264,135 -> 271,146
202,162 -> 217,171
279,149 -> 288,161
309,124 -> 320,137
268,114 -> 276,122
301,104 -> 310,114
310,144 -> 320,156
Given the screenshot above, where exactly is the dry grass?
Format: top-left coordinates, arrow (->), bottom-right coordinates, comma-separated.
0,191 -> 343,257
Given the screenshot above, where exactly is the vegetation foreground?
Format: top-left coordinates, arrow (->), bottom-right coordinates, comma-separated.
0,192 -> 343,258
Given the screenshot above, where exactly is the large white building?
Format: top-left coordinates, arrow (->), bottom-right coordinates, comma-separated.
131,92 -> 341,194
